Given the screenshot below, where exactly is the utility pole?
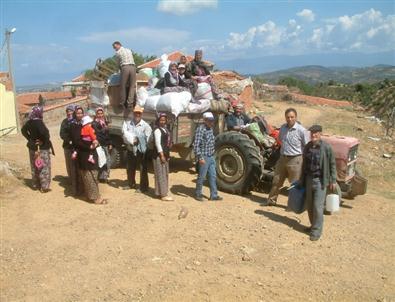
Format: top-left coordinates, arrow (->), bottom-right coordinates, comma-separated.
5,28 -> 20,133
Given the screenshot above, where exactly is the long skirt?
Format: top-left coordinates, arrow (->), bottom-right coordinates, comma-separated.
64,148 -> 73,181
29,149 -> 51,190
98,146 -> 111,181
70,157 -> 83,196
152,157 -> 169,198
80,169 -> 100,201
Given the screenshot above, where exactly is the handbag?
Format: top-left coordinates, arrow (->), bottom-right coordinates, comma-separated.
34,145 -> 44,171
96,146 -> 107,168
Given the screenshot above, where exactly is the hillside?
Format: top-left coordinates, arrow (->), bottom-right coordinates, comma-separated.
254,65 -> 395,84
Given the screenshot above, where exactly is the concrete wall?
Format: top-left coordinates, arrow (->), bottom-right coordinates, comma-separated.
0,83 -> 17,136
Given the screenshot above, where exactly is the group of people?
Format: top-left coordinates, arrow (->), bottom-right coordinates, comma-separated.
113,40 -> 219,107
22,102 -> 336,241
21,41 -> 337,241
265,108 -> 337,241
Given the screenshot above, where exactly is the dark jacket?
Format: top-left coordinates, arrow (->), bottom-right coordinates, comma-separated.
164,72 -> 187,88
225,113 -> 251,131
60,118 -> 73,149
190,60 -> 210,76
70,122 -> 98,170
300,140 -> 337,189
92,121 -> 112,147
153,127 -> 171,160
21,119 -> 51,151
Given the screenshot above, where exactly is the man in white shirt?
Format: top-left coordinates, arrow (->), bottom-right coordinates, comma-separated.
113,41 -> 136,109
122,105 -> 152,192
266,108 -> 309,206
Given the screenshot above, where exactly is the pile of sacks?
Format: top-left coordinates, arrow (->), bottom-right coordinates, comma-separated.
136,87 -> 211,117
136,54 -> 214,116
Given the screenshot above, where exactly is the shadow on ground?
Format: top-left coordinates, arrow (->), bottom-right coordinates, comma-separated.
254,209 -> 307,235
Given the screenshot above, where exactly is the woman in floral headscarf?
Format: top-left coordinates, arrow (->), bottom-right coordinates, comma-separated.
152,112 -> 173,201
21,105 -> 53,192
92,107 -> 112,183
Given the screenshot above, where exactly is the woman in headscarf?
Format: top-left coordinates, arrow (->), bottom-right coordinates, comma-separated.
92,107 -> 112,183
190,49 -> 220,99
59,104 -> 75,182
162,62 -> 189,94
152,113 -> 173,201
70,106 -> 108,204
21,105 -> 53,193
69,106 -> 84,196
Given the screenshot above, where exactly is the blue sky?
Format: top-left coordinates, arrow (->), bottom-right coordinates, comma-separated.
1,0 -> 395,86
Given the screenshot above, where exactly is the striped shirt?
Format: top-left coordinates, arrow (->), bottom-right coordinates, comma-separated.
279,122 -> 309,156
115,46 -> 135,67
193,124 -> 215,160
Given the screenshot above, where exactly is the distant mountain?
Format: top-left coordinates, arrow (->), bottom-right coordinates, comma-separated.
252,65 -> 395,84
215,51 -> 395,78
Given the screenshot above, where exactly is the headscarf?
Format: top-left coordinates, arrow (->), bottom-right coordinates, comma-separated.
156,112 -> 168,127
29,105 -> 43,120
168,62 -> 179,85
95,107 -> 107,128
66,104 -> 75,121
72,106 -> 84,124
156,113 -> 171,147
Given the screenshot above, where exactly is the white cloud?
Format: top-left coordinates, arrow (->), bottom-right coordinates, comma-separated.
297,9 -> 315,22
79,27 -> 190,46
157,0 -> 217,16
224,8 -> 395,56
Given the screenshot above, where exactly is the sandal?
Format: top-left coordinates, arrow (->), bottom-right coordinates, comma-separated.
94,198 -> 108,205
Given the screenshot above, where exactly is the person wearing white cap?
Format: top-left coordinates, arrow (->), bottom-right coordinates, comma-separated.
193,112 -> 223,201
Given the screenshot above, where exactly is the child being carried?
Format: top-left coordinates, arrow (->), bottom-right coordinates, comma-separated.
80,116 -> 99,164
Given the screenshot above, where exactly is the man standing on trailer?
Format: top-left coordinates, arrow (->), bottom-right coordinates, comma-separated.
112,41 -> 136,109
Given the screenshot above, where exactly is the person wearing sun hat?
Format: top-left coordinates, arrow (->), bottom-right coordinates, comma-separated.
122,105 -> 152,192
299,124 -> 337,241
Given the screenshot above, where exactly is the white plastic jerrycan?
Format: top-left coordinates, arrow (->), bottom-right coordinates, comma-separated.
326,194 -> 340,212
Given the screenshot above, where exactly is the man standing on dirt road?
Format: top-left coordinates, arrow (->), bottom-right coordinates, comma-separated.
194,112 -> 223,202
300,125 -> 337,241
266,108 -> 309,206
122,105 -> 152,192
113,41 -> 136,109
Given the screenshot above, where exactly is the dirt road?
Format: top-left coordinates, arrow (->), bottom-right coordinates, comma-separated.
1,101 -> 394,302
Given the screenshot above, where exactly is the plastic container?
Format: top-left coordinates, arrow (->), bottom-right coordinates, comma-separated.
325,194 -> 340,212
287,186 -> 305,214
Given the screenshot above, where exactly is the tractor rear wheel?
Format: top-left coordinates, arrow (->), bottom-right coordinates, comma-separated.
215,132 -> 263,195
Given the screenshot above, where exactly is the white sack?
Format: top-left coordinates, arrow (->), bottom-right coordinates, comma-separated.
187,99 -> 211,114
158,54 -> 170,78
156,91 -> 192,117
195,82 -> 213,100
136,87 -> 149,107
144,95 -> 161,111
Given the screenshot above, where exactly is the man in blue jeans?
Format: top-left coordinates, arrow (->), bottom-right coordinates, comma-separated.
193,112 -> 223,201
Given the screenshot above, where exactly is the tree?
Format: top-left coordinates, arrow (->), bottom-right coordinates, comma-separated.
369,81 -> 395,137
